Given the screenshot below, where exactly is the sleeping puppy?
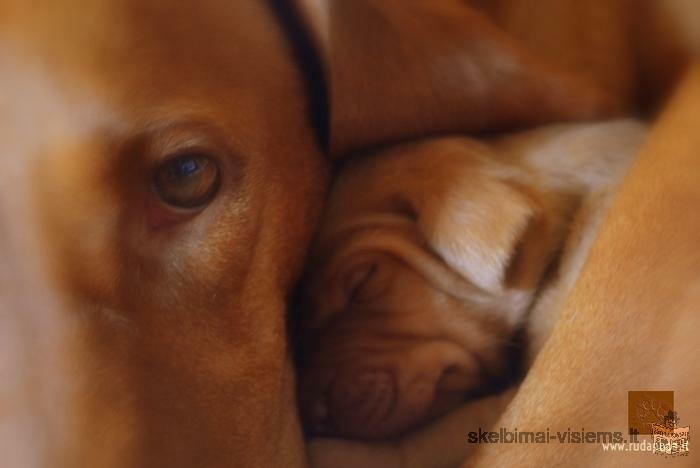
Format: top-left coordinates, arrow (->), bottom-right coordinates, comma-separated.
299,119 -> 647,441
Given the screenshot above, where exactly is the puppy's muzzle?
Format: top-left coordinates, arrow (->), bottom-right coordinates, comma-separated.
300,343 -> 484,439
326,368 -> 398,437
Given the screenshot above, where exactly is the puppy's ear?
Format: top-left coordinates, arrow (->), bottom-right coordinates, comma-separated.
295,0 -> 618,156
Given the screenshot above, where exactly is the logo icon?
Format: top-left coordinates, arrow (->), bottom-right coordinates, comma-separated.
628,390 -> 674,435
627,391 -> 690,457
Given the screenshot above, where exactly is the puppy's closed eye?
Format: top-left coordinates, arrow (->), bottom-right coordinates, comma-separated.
343,258 -> 395,305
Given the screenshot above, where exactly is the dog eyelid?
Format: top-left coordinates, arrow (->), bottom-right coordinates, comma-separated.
120,119 -> 247,227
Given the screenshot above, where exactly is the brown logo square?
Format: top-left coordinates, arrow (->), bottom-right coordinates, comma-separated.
628,391 -> 674,435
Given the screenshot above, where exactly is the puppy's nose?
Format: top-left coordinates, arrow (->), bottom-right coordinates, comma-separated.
327,368 -> 397,437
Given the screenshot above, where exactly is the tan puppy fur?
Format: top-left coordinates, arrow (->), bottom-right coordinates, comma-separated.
466,64 -> 700,468
300,120 -> 646,443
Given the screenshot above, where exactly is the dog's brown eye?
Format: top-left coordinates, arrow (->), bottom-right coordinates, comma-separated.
153,153 -> 220,209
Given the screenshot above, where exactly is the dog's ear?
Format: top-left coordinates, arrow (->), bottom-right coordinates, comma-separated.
294,0 -> 618,156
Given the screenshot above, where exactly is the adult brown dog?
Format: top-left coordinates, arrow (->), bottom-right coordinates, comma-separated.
0,2 -> 327,466
0,1 -> 618,467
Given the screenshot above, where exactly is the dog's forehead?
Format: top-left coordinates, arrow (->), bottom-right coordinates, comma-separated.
0,0 -> 304,146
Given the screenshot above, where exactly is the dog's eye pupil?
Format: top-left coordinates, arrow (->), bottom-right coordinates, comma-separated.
176,158 -> 199,176
153,153 -> 221,209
